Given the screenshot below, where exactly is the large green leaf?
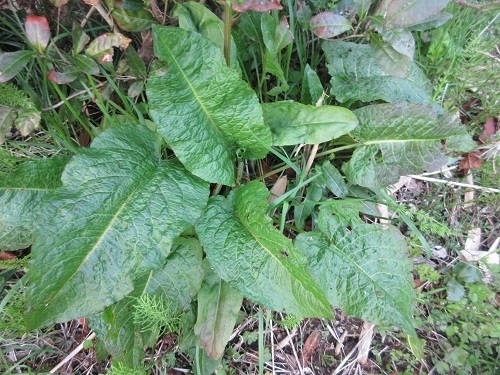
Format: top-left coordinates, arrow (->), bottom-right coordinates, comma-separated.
295,206 -> 415,333
342,102 -> 474,189
147,26 -> 272,186
375,0 -> 450,29
195,181 -> 332,318
323,41 -> 431,104
25,126 -> 209,329
195,261 -> 243,359
262,101 -> 358,146
0,158 -> 68,251
89,238 -> 204,367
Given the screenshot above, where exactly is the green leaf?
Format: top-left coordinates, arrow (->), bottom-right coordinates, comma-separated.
342,102 -> 473,189
261,13 -> 293,55
0,158 -> 68,251
310,12 -> 352,39
196,181 -> 332,318
111,6 -> 156,32
407,12 -> 452,31
354,0 -> 373,18
0,51 -> 34,82
262,101 -> 358,146
375,0 -> 450,29
374,26 -> 415,59
89,238 -> 204,367
195,261 -> 243,359
72,24 -> 90,55
294,180 -> 323,230
263,52 -> 289,96
447,278 -> 465,301
173,2 -> 239,71
301,64 -> 324,105
147,26 -> 271,185
123,46 -> 147,78
295,206 -> 415,333
454,263 -> 483,284
71,54 -> 100,75
25,126 -> 209,329
320,161 -> 348,198
323,41 -> 431,104
370,33 -> 411,78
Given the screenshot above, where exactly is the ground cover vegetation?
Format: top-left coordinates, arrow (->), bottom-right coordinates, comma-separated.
0,0 -> 499,373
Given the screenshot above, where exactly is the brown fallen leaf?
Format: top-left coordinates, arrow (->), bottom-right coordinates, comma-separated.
299,329 -> 321,366
459,151 -> 482,171
479,117 -> 498,144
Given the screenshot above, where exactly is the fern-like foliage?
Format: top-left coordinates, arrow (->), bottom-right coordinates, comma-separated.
105,361 -> 148,375
133,294 -> 181,334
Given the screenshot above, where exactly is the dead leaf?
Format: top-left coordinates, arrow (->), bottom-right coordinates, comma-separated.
268,175 -> 288,203
479,117 -> 498,143
299,329 -> 321,366
459,151 -> 482,171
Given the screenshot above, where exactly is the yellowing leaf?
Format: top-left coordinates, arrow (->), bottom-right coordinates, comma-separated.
85,33 -> 132,64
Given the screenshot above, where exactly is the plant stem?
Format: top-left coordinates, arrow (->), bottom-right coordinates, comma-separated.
224,0 -> 232,66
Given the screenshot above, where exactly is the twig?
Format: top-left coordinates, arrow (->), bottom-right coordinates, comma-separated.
407,174 -> 500,193
49,332 -> 96,374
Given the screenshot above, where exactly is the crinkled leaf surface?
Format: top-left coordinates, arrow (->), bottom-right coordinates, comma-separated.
375,0 -> 450,29
0,158 -> 68,251
295,206 -> 415,333
310,12 -> 352,39
262,101 -> 358,146
342,102 -> 474,189
25,126 -> 209,329
370,33 -> 411,78
89,238 -> 204,367
195,261 -> 243,359
173,2 -> 239,71
147,26 -> 271,186
0,51 -> 34,82
323,41 -> 431,103
195,181 -> 332,318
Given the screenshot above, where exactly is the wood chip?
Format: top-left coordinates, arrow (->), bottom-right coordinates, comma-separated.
299,329 -> 321,366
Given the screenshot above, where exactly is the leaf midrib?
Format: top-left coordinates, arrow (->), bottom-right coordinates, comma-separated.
157,33 -> 233,153
40,164 -> 159,309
